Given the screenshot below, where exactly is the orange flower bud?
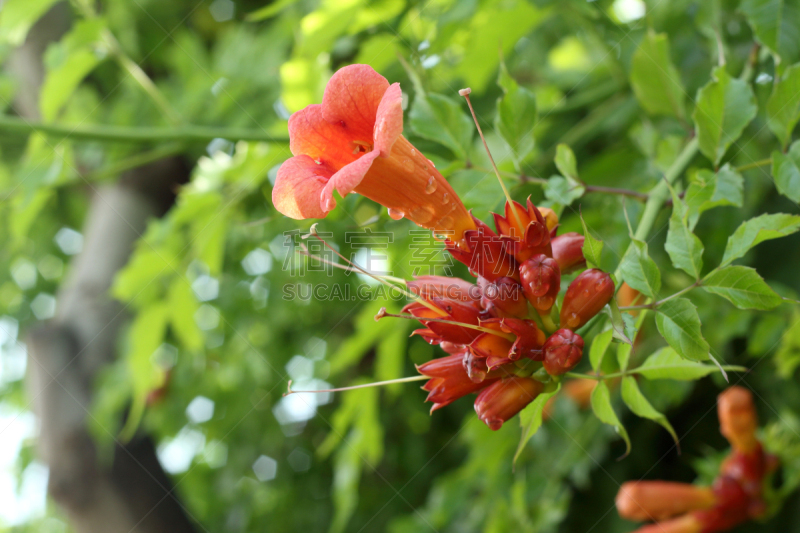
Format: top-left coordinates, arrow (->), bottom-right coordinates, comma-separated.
717,386 -> 758,453
616,481 -> 716,522
474,376 -> 543,430
551,232 -> 585,273
560,269 -> 614,329
519,254 -> 561,312
628,514 -> 702,533
447,217 -> 518,282
542,329 -> 584,375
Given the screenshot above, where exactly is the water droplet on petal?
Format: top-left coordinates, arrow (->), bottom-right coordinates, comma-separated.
442,192 -> 450,203
425,176 -> 438,194
566,313 -> 580,328
403,158 -> 414,172
388,207 -> 405,220
409,205 -> 434,224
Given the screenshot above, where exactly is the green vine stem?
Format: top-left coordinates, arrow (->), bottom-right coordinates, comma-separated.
0,115 -> 288,144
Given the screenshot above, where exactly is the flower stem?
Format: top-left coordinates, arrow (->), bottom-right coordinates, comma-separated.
735,158 -> 771,172
619,281 -> 702,311
0,115 -> 288,144
613,137 -> 699,282
284,375 -> 429,396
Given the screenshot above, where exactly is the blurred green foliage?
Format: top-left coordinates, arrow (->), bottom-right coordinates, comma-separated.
1,0 -> 800,532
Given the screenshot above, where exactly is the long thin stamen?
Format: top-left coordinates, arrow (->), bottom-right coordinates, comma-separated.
459,87 -> 526,233
297,245 -> 408,284
284,375 -> 429,396
304,225 -> 446,317
377,309 -> 515,339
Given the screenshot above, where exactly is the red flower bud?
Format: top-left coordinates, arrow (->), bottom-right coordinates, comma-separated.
616,481 -> 716,522
717,386 -> 758,453
551,232 -> 586,273
479,276 -> 528,318
560,269 -> 614,329
542,329 -> 584,375
519,254 -> 561,312
418,354 -> 497,412
474,376 -> 543,430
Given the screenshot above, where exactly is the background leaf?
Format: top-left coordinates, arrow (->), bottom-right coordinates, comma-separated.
655,298 -> 710,361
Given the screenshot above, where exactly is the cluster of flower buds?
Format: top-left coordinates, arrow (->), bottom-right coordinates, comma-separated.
410,199 -> 615,430
616,387 -> 777,533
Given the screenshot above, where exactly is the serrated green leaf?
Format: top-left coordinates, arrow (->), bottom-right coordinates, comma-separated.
619,240 -> 661,299
692,66 -> 757,165
630,32 -> 685,119
636,347 -> 738,380
589,328 -> 614,372
409,93 -> 474,160
544,175 -> 585,206
495,63 -> 536,166
514,383 -> 561,464
621,377 -> 679,444
685,166 -> 744,229
721,213 -> 800,266
580,214 -> 604,269
771,142 -> 800,204
554,144 -> 578,181
767,63 -> 800,147
702,266 -> 783,310
655,298 -> 709,361
590,381 -> 631,456
665,201 -> 704,279
740,0 -> 800,65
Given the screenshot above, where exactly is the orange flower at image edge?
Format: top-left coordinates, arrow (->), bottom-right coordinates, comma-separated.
272,64 -> 476,242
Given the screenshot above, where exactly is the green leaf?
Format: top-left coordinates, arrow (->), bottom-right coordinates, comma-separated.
702,266 -> 783,310
245,0 -> 299,21
692,66 -> 758,165
767,63 -> 800,147
167,278 -> 204,351
514,383 -> 561,464
544,175 -> 585,206
655,298 -> 710,361
120,302 -> 170,440
39,19 -> 106,121
636,347 -> 734,380
589,328 -> 614,372
617,311 -> 648,371
580,214 -> 604,269
775,309 -> 800,377
609,299 -> 635,346
409,93 -> 474,160
619,240 -> 661,299
554,144 -> 578,181
685,166 -> 744,229
665,196 -> 704,279
590,381 -> 631,456
740,0 -> 800,64
630,32 -> 685,119
621,377 -> 679,444
771,142 -> 800,204
495,63 -> 536,166
0,0 -> 60,45
721,213 -> 800,266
